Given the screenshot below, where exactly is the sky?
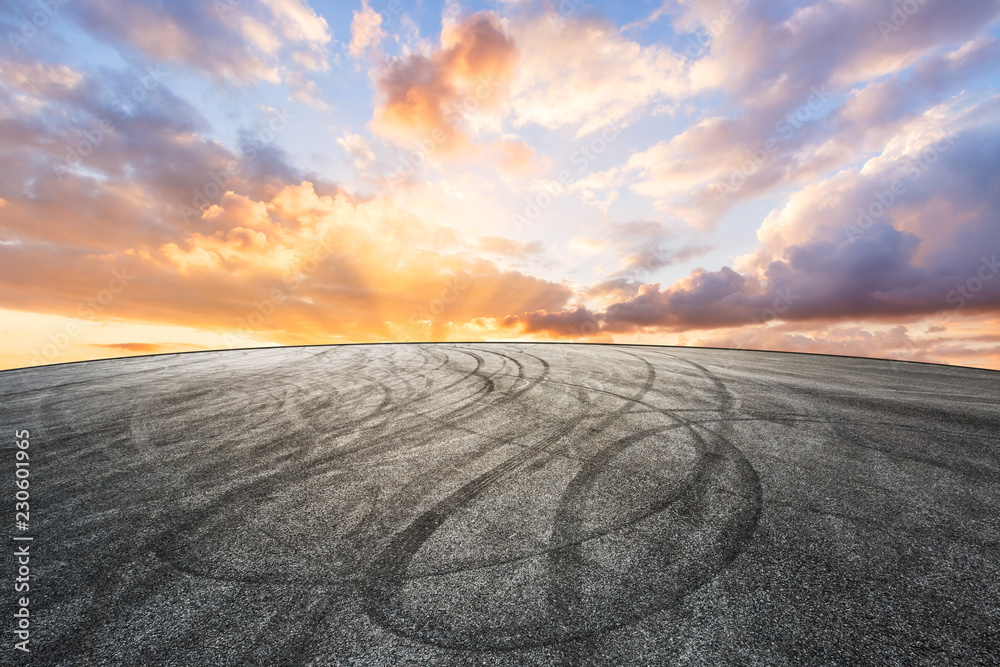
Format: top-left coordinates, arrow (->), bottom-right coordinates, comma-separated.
1,0 -> 999,371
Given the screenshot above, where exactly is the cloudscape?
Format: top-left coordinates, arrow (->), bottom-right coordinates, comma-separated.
1,0 -> 999,370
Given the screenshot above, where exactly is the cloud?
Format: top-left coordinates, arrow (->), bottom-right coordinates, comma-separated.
0,54 -> 334,276
620,3 -> 1000,228
503,306 -> 604,338
371,11 -> 517,154
349,0 -> 386,61
0,178 -> 574,345
337,132 -> 376,168
491,138 -> 544,175
505,92 -> 1000,337
680,0 -> 1000,105
370,8 -> 688,157
688,319 -> 1000,370
584,278 -> 642,304
572,220 -> 710,279
0,60 -> 84,99
53,0 -> 331,102
474,235 -> 543,258
509,12 -> 686,136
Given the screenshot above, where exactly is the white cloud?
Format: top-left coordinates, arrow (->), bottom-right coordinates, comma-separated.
349,0 -> 387,60
509,14 -> 687,137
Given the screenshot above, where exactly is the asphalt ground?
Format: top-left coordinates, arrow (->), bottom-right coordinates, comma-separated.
1,343 -> 998,665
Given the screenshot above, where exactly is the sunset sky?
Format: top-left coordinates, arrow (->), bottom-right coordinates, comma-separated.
1,0 -> 999,370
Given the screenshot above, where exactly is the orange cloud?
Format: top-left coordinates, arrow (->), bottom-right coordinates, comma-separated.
371,11 -> 517,154
0,181 -> 572,355
491,139 -> 545,175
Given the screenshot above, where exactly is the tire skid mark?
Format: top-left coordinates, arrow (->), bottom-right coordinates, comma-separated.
147,345 -> 562,586
402,423 -> 705,580
362,410 -> 590,643
14,343 -> 1000,665
540,349 -> 757,651
360,347 -> 765,651
352,353 -> 582,559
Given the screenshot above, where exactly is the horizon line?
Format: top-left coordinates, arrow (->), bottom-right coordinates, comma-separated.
2,340 -> 998,376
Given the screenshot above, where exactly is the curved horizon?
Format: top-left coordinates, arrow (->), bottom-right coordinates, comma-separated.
4,339 -> 999,376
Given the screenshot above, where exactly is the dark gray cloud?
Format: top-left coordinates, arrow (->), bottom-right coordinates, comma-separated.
509,110 -> 1000,336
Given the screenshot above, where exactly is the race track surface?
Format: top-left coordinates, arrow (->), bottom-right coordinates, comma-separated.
1,343 -> 998,665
